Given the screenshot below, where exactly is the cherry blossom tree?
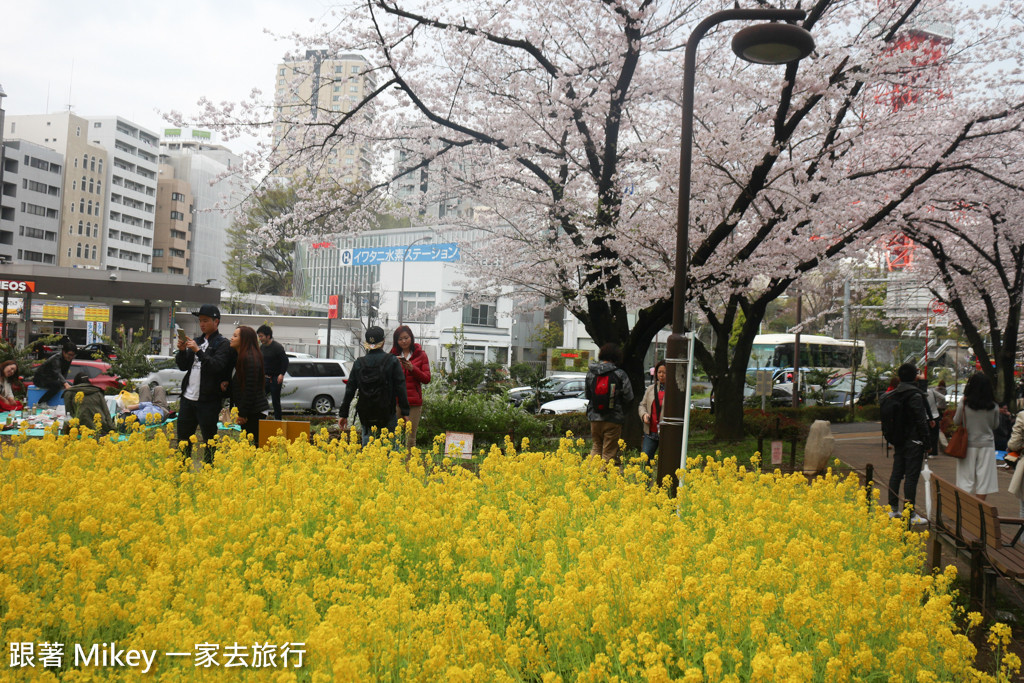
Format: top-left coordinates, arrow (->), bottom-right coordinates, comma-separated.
186,0 -> 1024,439
902,182 -> 1024,406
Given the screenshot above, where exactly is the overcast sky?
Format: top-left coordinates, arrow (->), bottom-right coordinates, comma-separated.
1,0 -> 337,152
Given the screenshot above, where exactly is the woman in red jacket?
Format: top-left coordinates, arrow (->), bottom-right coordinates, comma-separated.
391,325 -> 431,448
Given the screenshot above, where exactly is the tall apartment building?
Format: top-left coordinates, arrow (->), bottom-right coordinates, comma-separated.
159,134 -> 243,286
272,51 -> 374,184
153,164 -> 193,276
5,112 -> 109,269
87,117 -> 160,271
0,140 -> 63,265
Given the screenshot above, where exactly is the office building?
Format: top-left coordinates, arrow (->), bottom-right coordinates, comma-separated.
153,164 -> 193,276
0,139 -> 63,265
159,132 -> 244,286
5,112 -> 109,269
272,51 -> 374,184
87,117 -> 160,271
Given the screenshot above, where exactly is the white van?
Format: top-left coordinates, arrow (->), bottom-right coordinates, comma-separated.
280,358 -> 348,415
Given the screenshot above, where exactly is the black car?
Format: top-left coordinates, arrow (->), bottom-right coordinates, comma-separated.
78,343 -> 118,361
508,375 -> 587,412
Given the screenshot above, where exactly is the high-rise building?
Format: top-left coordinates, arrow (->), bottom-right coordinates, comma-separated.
159,133 -> 244,287
0,139 -> 63,265
5,112 -> 109,269
272,51 -> 374,184
153,164 -> 193,276
87,117 -> 160,271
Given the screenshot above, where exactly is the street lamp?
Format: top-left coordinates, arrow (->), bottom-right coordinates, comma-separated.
657,10 -> 815,492
399,235 -> 433,326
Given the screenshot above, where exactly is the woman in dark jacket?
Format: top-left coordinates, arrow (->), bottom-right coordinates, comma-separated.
228,326 -> 269,443
390,325 -> 431,448
63,372 -> 115,436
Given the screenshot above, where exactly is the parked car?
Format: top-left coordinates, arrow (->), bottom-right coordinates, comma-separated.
508,374 -> 588,412
822,375 -> 867,407
538,391 -> 588,415
78,343 -> 118,361
280,358 -> 348,415
134,356 -> 187,396
66,360 -> 123,391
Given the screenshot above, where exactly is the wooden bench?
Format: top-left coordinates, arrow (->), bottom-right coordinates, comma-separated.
929,473 -> 1024,610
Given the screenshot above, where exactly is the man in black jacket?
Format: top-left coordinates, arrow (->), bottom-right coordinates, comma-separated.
175,304 -> 233,466
33,340 -> 76,405
257,324 -> 289,420
338,326 -> 410,447
886,363 -> 931,524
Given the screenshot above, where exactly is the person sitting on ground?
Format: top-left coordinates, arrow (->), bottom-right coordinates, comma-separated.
62,372 -> 115,436
0,360 -> 25,412
120,384 -> 171,426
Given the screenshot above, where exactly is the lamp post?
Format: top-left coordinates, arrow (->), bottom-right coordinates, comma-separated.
657,10 -> 815,491
399,235 -> 433,326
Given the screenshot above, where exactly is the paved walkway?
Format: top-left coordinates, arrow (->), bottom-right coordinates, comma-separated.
830,422 -> 1023,519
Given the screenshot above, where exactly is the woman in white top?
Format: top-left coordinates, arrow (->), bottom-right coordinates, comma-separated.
952,372 -> 1000,499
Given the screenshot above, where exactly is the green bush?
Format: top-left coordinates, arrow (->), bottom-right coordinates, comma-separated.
537,412 -> 591,440
418,389 -> 545,448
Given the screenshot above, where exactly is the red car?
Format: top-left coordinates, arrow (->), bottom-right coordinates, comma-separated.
66,360 -> 123,391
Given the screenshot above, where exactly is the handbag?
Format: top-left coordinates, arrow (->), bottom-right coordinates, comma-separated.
946,426 -> 968,459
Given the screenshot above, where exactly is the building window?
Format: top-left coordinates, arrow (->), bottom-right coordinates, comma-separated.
171,192 -> 185,202
97,181 -> 102,194
90,156 -> 95,172
78,220 -> 83,234
153,248 -> 163,257
91,245 -> 97,259
93,122 -> 101,128
82,153 -> 88,167
76,243 -> 82,258
463,345 -> 486,364
74,158 -> 78,168
401,292 -> 436,324
170,210 -> 185,221
462,303 -> 498,327
98,159 -> 102,174
79,199 -> 84,213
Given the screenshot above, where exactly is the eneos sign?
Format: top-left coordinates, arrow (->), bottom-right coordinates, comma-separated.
0,280 -> 35,293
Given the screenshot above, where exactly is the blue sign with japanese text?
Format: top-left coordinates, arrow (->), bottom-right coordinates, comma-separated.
341,243 -> 461,266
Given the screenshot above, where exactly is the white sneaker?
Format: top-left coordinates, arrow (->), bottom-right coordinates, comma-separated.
910,513 -> 927,525
888,509 -> 900,519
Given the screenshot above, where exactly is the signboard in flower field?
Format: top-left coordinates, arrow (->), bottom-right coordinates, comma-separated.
444,431 -> 474,459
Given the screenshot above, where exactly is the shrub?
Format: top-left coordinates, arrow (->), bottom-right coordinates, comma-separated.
418,388 -> 544,447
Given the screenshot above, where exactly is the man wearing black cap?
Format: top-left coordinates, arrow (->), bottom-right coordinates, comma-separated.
338,326 -> 410,446
175,304 -> 233,465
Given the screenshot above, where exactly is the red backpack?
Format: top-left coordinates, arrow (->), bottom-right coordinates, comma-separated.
590,369 -> 623,413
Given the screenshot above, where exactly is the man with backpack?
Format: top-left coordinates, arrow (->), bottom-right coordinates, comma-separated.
338,326 -> 410,447
880,363 -> 931,524
585,343 -> 634,462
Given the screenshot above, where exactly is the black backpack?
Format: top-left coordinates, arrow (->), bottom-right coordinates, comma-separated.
589,368 -> 623,413
879,390 -> 910,445
356,355 -> 397,425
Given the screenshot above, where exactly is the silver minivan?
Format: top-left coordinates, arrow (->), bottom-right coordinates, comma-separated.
280,358 -> 348,415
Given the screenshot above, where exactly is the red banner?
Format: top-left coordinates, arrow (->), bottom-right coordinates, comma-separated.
327,295 -> 338,319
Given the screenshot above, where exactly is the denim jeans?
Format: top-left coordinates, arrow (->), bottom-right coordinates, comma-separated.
888,440 -> 925,513
361,414 -> 399,448
641,433 -> 660,458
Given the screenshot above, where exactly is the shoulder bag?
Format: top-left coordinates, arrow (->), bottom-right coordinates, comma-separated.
946,425 -> 968,459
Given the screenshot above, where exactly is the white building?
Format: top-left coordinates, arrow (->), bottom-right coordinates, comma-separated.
159,132 -> 243,287
87,116 -> 160,271
0,139 -> 63,266
294,225 -> 545,368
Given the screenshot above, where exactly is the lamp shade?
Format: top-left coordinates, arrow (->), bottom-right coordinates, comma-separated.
731,23 -> 815,64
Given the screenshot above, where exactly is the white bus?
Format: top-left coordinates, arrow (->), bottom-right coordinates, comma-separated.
747,334 -> 866,375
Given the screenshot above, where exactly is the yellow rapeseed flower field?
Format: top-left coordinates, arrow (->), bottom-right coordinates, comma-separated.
0,425 -> 1018,681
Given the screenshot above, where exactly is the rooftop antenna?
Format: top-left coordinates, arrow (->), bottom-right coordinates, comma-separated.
66,59 -> 74,111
